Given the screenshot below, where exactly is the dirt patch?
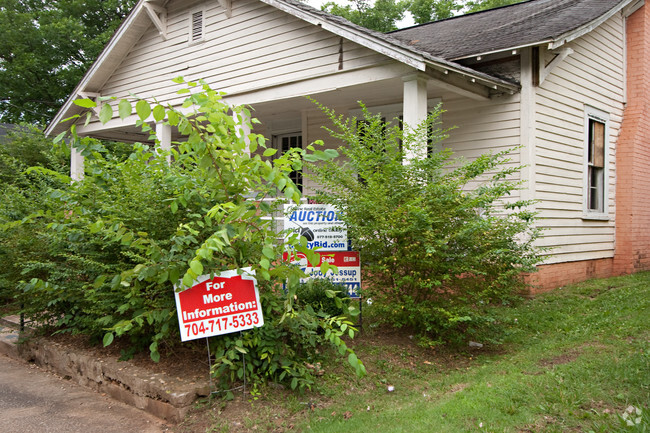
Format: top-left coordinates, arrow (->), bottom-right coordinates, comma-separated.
537,342 -> 608,368
537,351 -> 581,368
448,382 -> 469,394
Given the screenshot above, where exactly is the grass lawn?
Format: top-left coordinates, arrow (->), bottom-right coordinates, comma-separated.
176,272 -> 650,433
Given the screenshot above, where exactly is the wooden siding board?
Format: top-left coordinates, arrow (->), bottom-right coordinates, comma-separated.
100,0 -> 388,108
533,12 -> 624,262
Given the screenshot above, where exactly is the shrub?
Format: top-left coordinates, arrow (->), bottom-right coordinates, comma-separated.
3,80 -> 366,391
296,278 -> 351,317
0,125 -> 68,308
309,102 -> 543,345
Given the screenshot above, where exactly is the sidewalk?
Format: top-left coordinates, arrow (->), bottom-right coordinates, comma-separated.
0,315 -> 209,423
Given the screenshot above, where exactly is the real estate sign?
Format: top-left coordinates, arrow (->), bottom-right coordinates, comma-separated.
174,270 -> 264,341
284,203 -> 348,251
283,251 -> 361,298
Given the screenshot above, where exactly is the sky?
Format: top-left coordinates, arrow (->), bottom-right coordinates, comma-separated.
303,0 -> 417,28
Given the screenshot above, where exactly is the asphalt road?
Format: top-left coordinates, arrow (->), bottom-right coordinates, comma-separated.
0,354 -> 170,433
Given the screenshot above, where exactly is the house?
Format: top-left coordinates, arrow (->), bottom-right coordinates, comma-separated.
46,0 -> 650,292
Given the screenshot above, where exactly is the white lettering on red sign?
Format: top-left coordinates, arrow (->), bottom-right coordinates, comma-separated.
174,270 -> 264,341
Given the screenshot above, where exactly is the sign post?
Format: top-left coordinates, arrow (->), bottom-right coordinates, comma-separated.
174,269 -> 264,396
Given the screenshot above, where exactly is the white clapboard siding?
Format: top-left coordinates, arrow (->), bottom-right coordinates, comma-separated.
98,0 -> 386,109
442,94 -> 522,181
534,12 -> 624,265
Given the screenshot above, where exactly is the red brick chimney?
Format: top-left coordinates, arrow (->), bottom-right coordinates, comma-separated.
614,3 -> 650,274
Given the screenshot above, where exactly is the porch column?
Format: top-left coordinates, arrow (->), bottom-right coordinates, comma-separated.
70,146 -> 84,181
402,73 -> 429,161
156,122 -> 172,164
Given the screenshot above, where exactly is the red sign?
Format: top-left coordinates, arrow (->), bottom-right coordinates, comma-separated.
282,251 -> 359,267
282,251 -> 361,298
174,270 -> 264,341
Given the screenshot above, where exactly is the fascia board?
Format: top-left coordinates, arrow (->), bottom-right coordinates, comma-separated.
548,0 -> 638,49
260,0 -> 516,93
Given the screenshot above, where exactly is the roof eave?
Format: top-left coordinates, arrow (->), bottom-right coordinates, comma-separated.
450,40 -> 553,62
261,0 -> 518,93
549,0 -> 638,49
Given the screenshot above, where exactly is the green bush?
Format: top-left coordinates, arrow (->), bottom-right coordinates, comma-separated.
309,102 -> 543,346
2,80 -> 366,391
296,278 -> 351,317
0,125 -> 68,308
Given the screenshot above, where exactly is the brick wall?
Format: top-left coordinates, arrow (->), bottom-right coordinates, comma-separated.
525,258 -> 614,294
614,3 -> 650,275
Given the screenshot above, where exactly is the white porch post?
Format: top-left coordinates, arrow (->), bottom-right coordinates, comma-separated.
156,122 -> 172,164
70,146 -> 84,181
402,73 -> 429,161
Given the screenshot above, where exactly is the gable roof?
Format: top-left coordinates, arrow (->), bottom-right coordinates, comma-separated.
46,0 -> 519,137
47,0 -> 637,137
390,0 -> 637,60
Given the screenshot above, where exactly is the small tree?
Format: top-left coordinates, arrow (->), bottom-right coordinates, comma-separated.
309,102 -> 543,345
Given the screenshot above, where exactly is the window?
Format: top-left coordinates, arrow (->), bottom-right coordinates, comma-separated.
189,9 -> 204,44
584,107 -> 609,217
274,133 -> 303,192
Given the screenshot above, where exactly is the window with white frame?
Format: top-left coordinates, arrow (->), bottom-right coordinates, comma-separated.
273,133 -> 303,192
189,8 -> 205,44
584,106 -> 609,217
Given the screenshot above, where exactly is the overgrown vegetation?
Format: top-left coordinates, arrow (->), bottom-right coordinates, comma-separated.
309,103 -> 543,346
0,125 -> 68,307
175,272 -> 650,433
0,80 -> 365,392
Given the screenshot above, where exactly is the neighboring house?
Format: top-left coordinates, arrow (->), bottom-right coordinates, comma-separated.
46,0 -> 650,292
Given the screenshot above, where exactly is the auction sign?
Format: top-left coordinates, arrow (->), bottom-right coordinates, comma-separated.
174,270 -> 264,341
283,251 -> 361,298
284,204 -> 348,251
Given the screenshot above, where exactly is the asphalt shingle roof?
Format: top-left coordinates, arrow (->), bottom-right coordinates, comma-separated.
390,0 -> 630,60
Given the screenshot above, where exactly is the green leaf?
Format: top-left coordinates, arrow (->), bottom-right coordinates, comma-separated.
172,76 -> 185,84
103,333 -> 114,347
135,100 -> 152,121
263,148 -> 277,157
53,131 -> 66,144
118,99 -> 132,119
262,246 -> 275,259
99,103 -> 113,124
153,104 -> 166,122
167,111 -> 179,126
190,260 -> 204,276
182,273 -> 194,288
323,149 -> 339,159
348,352 -> 358,368
74,98 -> 96,108
93,275 -> 107,289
